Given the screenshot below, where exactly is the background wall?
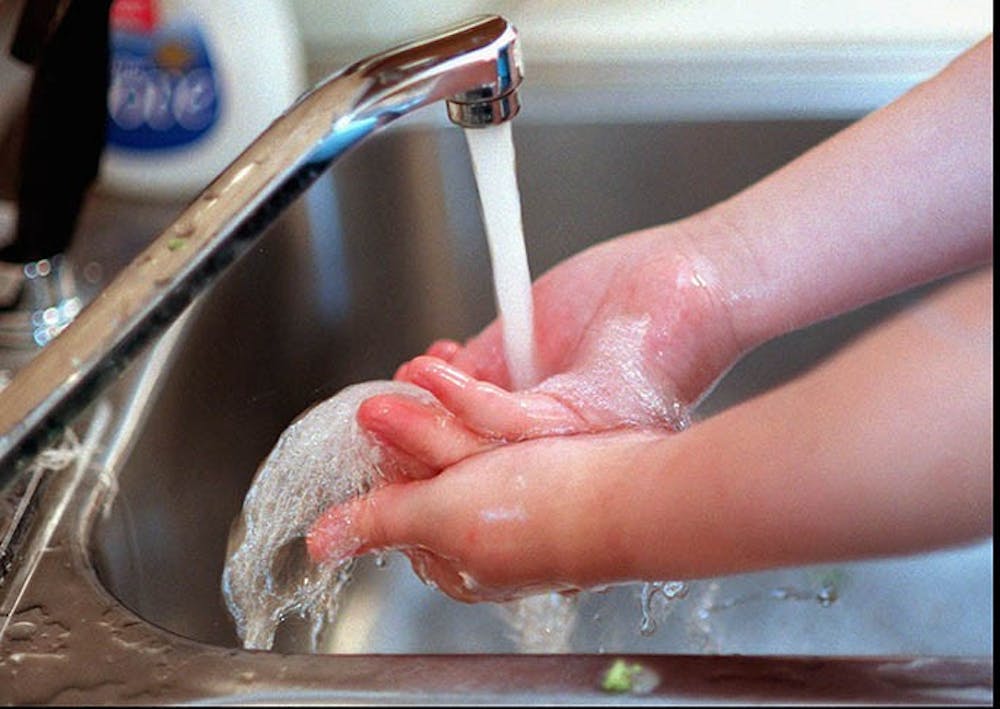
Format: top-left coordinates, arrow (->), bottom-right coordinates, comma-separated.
288,1 -> 993,122
290,0 -> 993,65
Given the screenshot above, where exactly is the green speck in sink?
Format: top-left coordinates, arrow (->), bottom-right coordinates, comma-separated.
601,658 -> 642,693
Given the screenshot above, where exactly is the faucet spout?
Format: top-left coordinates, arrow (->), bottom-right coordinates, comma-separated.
0,15 -> 523,480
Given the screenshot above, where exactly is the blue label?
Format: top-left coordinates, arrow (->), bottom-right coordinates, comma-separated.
107,20 -> 221,151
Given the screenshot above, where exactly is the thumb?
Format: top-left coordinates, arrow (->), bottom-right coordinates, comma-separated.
306,478 -> 517,603
306,484 -> 420,565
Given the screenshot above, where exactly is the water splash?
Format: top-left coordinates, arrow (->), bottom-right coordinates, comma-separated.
221,380 -> 439,651
465,122 -> 585,652
659,571 -> 848,652
498,592 -> 579,653
639,580 -> 690,636
1,417 -> 82,598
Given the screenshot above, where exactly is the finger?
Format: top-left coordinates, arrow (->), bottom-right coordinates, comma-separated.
402,356 -> 587,439
425,339 -> 463,363
453,319 -> 517,386
368,436 -> 436,483
307,481 -> 435,566
307,492 -> 519,603
394,339 -> 471,383
358,394 -> 496,472
403,548 -> 485,603
452,334 -> 511,387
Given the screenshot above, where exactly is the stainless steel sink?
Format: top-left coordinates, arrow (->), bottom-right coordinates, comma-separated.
0,62 -> 992,703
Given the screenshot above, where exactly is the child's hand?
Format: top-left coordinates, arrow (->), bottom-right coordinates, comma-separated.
354,226 -> 741,480
308,428 -> 674,602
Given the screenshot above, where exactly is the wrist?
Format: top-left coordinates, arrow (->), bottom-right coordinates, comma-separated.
602,221 -> 740,407
675,204 -> 782,354
622,209 -> 774,408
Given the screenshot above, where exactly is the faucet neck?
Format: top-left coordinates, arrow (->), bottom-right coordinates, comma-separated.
0,13 -> 522,481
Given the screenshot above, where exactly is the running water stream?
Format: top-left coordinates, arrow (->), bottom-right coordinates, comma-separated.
462,123 -> 536,391
463,123 -> 577,652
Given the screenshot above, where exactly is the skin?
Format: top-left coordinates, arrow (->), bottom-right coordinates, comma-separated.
307,35 -> 993,602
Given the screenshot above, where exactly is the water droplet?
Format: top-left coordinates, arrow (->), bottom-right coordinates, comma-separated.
639,615 -> 657,637
812,568 -> 846,606
639,583 -> 657,636
82,261 -> 103,284
373,552 -> 387,568
770,586 -> 805,601
670,403 -> 692,432
639,580 -> 690,636
5,621 -> 37,641
658,581 -> 690,601
173,221 -> 195,238
458,571 -> 479,591
225,162 -> 258,189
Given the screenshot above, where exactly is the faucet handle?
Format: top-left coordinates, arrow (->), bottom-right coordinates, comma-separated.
9,0 -> 65,65
0,0 -> 112,264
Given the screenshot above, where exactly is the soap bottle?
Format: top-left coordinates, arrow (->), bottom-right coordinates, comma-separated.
99,0 -> 307,201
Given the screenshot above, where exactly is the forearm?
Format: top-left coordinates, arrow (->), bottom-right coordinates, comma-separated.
684,35 -> 993,352
328,269 -> 991,600
619,268 -> 992,581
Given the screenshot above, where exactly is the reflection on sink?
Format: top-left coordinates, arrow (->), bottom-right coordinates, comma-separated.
86,119 -> 991,657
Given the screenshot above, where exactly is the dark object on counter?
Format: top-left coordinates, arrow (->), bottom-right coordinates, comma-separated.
0,0 -> 113,263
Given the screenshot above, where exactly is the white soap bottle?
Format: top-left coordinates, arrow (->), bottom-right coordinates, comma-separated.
99,0 -> 307,201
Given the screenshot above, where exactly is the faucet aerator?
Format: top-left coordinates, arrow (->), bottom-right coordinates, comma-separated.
447,90 -> 521,128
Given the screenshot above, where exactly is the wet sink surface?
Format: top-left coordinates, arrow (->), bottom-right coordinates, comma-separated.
1,108 -> 992,703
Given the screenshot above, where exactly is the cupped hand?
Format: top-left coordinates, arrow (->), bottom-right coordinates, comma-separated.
306,222 -> 745,599
307,429 -> 676,602
356,224 -> 742,476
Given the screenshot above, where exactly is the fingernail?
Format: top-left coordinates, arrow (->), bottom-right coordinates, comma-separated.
428,340 -> 461,361
358,397 -> 395,436
307,506 -> 362,564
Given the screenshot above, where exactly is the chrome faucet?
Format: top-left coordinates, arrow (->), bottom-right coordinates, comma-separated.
0,15 -> 523,481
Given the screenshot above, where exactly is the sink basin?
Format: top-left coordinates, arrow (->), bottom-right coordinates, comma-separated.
1,61 -> 991,703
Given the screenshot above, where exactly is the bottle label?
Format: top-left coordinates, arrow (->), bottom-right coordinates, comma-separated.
107,0 -> 221,151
